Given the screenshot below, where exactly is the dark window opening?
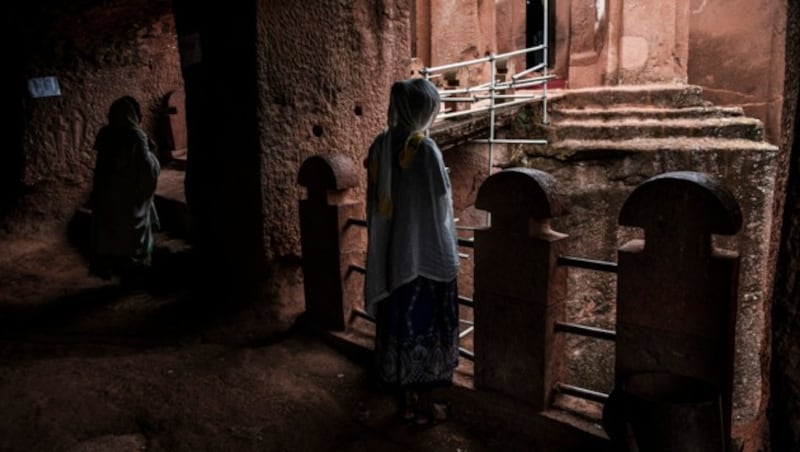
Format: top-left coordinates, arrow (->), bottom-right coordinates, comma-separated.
526,0 -> 556,68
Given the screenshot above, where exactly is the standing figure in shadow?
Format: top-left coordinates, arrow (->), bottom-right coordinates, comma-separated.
88,95 -> 160,284
365,78 -> 460,426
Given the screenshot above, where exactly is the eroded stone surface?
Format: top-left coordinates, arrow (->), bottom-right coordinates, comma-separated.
5,0 -> 181,233
504,86 -> 778,446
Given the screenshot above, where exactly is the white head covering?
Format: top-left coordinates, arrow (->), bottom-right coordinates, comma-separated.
371,78 -> 441,218
388,78 -> 441,132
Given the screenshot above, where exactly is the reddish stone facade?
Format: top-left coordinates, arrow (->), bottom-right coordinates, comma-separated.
3,0 -> 181,233
0,1 -> 798,450
255,0 -> 411,319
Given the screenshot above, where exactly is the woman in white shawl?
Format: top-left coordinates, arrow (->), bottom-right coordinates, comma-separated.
89,96 -> 160,283
365,78 -> 459,425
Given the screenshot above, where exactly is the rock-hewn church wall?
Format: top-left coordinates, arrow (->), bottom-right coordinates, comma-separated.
688,0 -> 786,145
770,0 -> 800,449
255,0 -> 412,319
3,1 -> 181,233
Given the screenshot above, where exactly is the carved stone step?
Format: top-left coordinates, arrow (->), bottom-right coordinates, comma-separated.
551,116 -> 764,141
521,137 -> 778,162
553,84 -> 707,109
549,105 -> 745,122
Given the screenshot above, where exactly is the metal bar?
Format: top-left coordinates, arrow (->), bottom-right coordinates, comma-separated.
459,326 -> 475,339
458,296 -> 474,308
458,237 -> 474,248
455,225 -> 486,231
471,138 -> 547,145
441,97 -> 479,103
442,82 -> 495,95
437,82 -> 493,96
472,93 -> 547,101
511,62 -> 547,81
554,382 -> 609,403
495,44 -> 546,61
437,98 -> 537,121
459,347 -> 475,361
422,55 -> 494,75
347,218 -> 367,227
458,319 -> 474,325
499,72 -> 556,84
557,256 -> 618,273
495,77 -> 554,92
422,45 -> 546,76
349,264 -> 367,275
488,56 -> 496,180
554,321 -> 617,341
424,72 -> 432,138
543,0 -> 549,125
489,92 -> 545,99
443,93 -> 544,104
436,75 -> 553,97
352,307 -> 375,322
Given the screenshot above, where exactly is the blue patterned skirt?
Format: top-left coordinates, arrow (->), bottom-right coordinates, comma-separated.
374,276 -> 459,390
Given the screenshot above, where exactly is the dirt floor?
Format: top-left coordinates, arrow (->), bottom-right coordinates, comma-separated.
0,230 -> 608,452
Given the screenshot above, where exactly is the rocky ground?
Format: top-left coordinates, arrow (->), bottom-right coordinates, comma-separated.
0,230 -> 608,452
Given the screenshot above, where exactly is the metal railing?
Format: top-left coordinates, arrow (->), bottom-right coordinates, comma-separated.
350,217 -> 618,403
421,50 -> 552,192
549,254 -> 620,403
419,5 -> 552,226
346,218 -> 477,361
554,382 -> 609,404
557,256 -> 618,273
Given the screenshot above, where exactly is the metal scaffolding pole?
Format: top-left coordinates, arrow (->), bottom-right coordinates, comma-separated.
420,17 -> 551,229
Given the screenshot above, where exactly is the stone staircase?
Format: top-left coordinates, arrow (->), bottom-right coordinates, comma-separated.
507,84 -> 778,429
513,84 -> 776,163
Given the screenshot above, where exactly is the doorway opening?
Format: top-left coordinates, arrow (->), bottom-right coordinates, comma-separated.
526,0 -> 556,68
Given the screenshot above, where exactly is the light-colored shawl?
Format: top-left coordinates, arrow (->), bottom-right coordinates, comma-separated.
365,78 -> 457,312
90,96 -> 161,258
369,78 -> 441,219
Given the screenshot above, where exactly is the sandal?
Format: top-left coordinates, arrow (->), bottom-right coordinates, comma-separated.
430,401 -> 451,425
408,401 -> 451,428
